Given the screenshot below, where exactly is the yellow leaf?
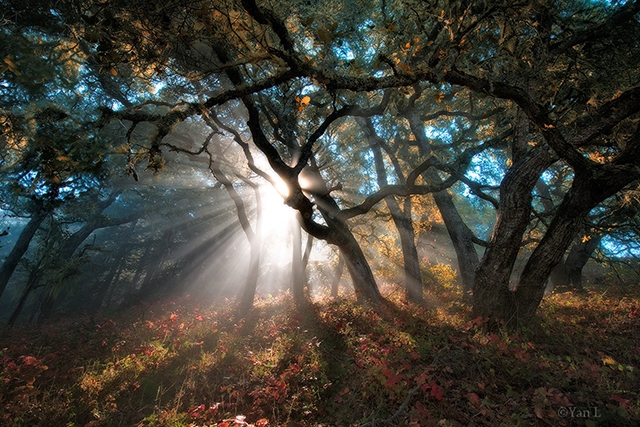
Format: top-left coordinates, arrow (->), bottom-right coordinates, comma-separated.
109,67 -> 118,76
602,355 -> 617,366
301,95 -> 311,105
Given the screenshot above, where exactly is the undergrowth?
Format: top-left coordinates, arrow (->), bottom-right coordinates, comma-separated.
1,283 -> 638,426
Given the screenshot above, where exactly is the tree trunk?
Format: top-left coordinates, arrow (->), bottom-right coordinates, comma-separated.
296,153 -> 382,303
136,227 -> 173,301
291,221 -> 306,302
239,237 -> 261,313
549,231 -> 601,291
473,148 -> 556,324
331,221 -> 382,302
510,165 -> 635,326
387,197 -> 423,303
238,182 -> 262,314
432,189 -> 480,298
364,120 -> 423,302
8,264 -> 43,326
331,253 -> 345,297
0,208 -> 48,300
403,105 -> 480,301
565,233 -> 601,290
301,232 -> 313,294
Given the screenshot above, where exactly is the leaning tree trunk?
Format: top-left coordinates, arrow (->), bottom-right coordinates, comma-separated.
432,188 -> 480,298
513,168 -> 631,326
0,208 -> 48,301
332,222 -> 382,303
8,265 -> 43,326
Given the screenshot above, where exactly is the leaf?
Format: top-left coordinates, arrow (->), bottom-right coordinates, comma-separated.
429,381 -> 443,400
467,392 -> 480,407
534,406 -> 544,418
22,356 -> 39,366
109,67 -> 118,76
194,20 -> 205,31
611,394 -> 631,409
301,95 -> 310,105
317,28 -> 334,43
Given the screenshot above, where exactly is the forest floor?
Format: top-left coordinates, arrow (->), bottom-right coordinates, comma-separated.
1,282 -> 639,427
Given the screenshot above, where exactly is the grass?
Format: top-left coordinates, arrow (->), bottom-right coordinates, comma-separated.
0,283 -> 638,427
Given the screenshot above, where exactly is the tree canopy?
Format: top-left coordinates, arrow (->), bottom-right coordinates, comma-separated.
1,0 -> 640,327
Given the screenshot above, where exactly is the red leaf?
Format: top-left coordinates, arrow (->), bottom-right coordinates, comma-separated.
611,394 -> 631,409
472,316 -> 485,325
429,381 -> 443,401
385,372 -> 403,387
467,392 -> 480,407
255,419 -> 269,427
415,370 -> 429,386
188,404 -> 205,418
22,356 -> 38,366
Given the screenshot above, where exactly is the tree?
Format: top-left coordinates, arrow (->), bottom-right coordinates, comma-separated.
5,0 -> 640,327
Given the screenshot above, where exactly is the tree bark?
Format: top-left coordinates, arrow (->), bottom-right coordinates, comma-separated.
512,168 -> 629,324
549,231 -> 601,291
432,189 -> 479,298
565,234 -> 601,290
291,220 -> 305,302
364,118 -> 423,302
388,197 -> 423,303
331,253 -> 345,297
0,208 -> 48,301
473,148 -> 556,324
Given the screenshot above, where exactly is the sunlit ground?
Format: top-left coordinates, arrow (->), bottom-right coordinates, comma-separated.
1,283 -> 638,427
